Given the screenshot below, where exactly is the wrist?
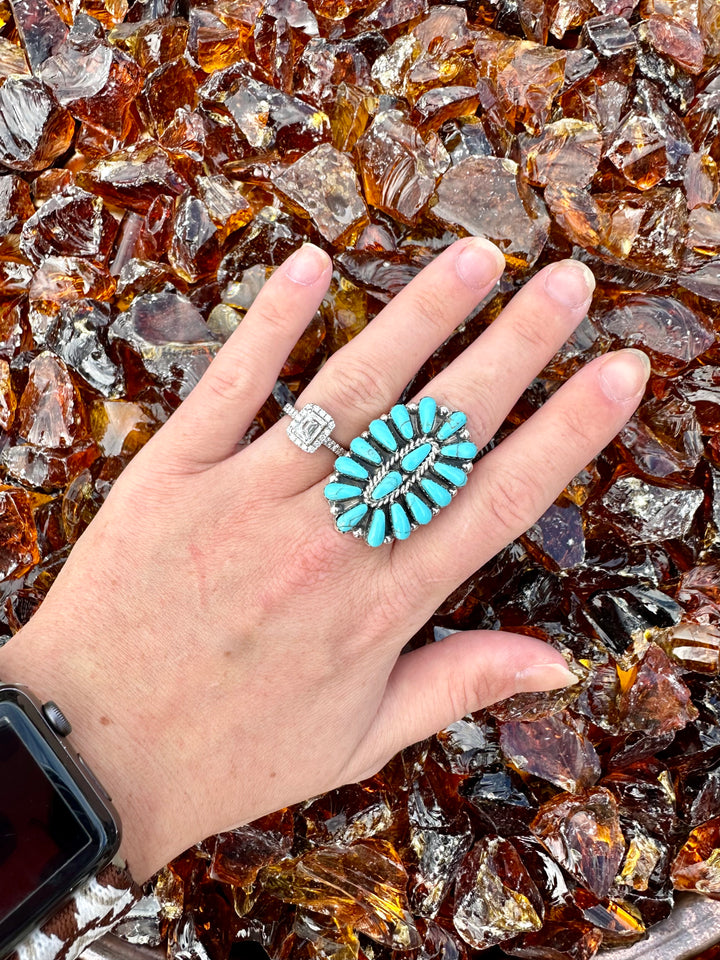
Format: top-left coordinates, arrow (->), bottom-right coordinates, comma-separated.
0,617 -> 172,885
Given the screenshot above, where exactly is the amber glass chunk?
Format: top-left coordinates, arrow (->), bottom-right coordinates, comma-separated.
0,78 -> 75,172
432,156 -> 549,268
500,712 -> 601,792
263,841 -> 420,949
356,110 -> 448,225
672,819 -> 720,897
453,837 -> 544,949
272,144 -> 369,244
531,788 -> 626,898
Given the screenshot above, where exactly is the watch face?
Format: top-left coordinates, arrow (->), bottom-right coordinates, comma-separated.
0,687 -> 121,959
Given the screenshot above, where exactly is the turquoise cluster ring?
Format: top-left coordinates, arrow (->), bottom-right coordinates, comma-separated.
320,397 -> 482,547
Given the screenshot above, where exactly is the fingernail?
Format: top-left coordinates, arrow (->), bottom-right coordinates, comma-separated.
599,349 -> 651,403
516,662 -> 580,692
544,260 -> 595,308
456,237 -> 506,289
286,243 -> 330,285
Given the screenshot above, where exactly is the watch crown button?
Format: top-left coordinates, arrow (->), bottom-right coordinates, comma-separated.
42,701 -> 73,737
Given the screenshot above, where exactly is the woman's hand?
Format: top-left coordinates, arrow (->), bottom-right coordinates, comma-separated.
0,238 -> 649,883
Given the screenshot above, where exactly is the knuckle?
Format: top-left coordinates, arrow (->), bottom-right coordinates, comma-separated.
203,349 -> 248,405
405,286 -> 456,338
284,521 -> 355,594
512,312 -> 553,353
451,665 -> 493,717
481,461 -> 542,538
554,404 -> 596,449
321,354 -> 392,417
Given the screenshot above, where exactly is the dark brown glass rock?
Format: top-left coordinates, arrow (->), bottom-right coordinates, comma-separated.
39,13 -> 143,138
500,711 -> 601,792
223,78 -> 331,157
77,143 -> 190,215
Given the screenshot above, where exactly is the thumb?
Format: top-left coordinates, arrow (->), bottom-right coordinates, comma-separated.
356,631 -> 577,778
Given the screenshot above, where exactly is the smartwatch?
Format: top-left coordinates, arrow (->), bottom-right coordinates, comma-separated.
0,684 -> 140,960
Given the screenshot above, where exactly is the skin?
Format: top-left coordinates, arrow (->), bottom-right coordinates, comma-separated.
0,237 -> 650,885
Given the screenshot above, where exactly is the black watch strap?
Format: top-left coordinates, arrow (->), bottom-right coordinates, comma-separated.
6,855 -> 141,960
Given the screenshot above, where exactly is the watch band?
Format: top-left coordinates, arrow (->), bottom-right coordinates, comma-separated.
6,855 -> 142,960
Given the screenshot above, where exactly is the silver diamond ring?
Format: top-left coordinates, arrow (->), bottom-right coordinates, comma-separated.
282,401 -> 348,457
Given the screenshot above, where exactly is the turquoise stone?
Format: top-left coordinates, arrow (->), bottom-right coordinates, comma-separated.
390,502 -> 411,540
390,404 -> 413,440
367,508 -> 386,547
335,456 -> 369,480
437,411 -> 467,440
418,397 -> 437,432
421,477 -> 452,507
369,418 -> 397,451
350,436 -> 382,464
336,503 -> 368,531
324,482 -> 363,500
405,491 -> 432,525
434,462 -> 468,487
370,470 -> 403,500
441,442 -> 477,460
401,442 -> 432,472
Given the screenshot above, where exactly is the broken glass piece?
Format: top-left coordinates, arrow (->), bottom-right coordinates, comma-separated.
500,711 -> 601,793
532,788 -> 626,898
0,77 -> 75,172
356,110 -> 449,225
453,837 -> 544,949
432,156 -> 549,269
272,144 -> 369,244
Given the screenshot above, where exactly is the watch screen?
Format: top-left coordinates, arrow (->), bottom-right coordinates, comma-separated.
0,717 -> 92,915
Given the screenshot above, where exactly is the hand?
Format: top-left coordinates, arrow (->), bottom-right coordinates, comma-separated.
0,238 -> 649,884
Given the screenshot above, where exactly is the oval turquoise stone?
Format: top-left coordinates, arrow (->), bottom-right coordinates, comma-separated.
370,470 -> 403,500
350,436 -> 382,464
369,418 -> 397,451
421,477 -> 452,507
324,482 -> 363,501
390,502 -> 411,540
335,456 -> 369,480
434,462 -> 467,487
418,397 -> 437,433
441,442 -> 477,460
437,411 -> 467,440
336,503 -> 368,532
390,404 -> 413,440
401,442 -> 432,472
367,508 -> 386,547
405,491 -> 433,525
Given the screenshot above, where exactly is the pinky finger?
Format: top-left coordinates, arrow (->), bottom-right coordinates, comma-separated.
159,243 -> 332,468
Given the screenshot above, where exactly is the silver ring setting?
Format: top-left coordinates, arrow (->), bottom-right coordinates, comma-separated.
282,402 -> 349,458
